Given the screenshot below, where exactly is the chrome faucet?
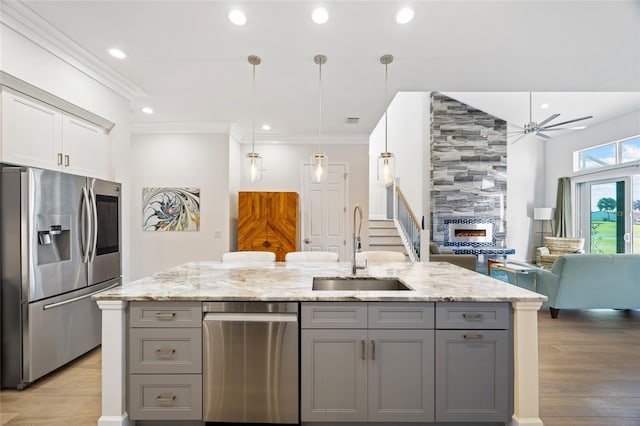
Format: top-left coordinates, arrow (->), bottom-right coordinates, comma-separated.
352,205 -> 365,275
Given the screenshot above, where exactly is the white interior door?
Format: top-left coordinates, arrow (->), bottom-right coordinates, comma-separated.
302,164 -> 347,260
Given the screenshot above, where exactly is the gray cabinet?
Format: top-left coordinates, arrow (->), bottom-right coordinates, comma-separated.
435,302 -> 511,422
368,329 -> 434,422
128,302 -> 202,421
301,302 -> 435,422
301,329 -> 368,421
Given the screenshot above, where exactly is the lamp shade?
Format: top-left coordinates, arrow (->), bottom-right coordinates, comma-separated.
534,207 -> 554,220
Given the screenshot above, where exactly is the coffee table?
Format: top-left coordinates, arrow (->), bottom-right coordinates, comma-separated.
490,261 -> 538,291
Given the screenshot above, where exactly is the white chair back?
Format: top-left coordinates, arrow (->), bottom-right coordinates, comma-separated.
221,251 -> 276,262
285,251 -> 339,262
355,251 -> 406,263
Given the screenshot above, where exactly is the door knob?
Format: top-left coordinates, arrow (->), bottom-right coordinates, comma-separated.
304,238 -> 311,244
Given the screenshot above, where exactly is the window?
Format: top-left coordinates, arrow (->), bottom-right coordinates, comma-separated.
621,136 -> 640,163
575,135 -> 640,171
577,143 -> 616,170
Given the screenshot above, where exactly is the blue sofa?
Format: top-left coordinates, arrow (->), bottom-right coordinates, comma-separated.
537,253 -> 640,318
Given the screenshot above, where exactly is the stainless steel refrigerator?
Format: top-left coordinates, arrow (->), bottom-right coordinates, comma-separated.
1,166 -> 121,389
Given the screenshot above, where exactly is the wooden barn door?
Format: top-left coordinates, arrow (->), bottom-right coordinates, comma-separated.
238,191 -> 298,261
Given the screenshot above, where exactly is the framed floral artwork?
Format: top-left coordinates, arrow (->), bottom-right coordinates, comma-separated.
142,187 -> 200,231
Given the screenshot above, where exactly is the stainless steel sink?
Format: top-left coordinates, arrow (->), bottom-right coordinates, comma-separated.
312,277 -> 412,291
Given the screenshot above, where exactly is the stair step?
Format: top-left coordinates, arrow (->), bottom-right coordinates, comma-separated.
369,219 -> 394,227
369,227 -> 400,236
368,245 -> 407,254
369,235 -> 403,244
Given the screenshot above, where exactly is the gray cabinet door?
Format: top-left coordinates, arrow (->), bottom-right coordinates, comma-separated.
435,329 -> 509,422
368,329 -> 435,422
301,329 -> 368,422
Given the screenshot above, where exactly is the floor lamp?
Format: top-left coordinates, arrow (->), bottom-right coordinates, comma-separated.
531,207 -> 554,263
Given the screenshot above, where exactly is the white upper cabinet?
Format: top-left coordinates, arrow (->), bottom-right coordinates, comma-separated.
1,87 -> 111,179
61,114 -> 109,179
1,87 -> 62,170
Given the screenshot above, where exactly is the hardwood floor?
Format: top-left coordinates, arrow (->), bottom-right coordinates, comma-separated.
538,307 -> 640,425
0,347 -> 101,425
1,307 -> 639,425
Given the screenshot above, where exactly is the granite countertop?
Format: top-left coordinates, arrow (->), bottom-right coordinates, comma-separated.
94,261 -> 547,303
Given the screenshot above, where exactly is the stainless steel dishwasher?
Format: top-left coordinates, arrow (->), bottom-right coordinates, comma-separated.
202,302 -> 299,423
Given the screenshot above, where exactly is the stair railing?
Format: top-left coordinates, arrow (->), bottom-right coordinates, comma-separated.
394,185 -> 422,262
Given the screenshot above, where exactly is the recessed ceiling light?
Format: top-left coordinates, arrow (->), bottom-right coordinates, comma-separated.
261,124 -> 271,130
570,125 -> 587,130
312,7 -> 329,24
540,103 -> 549,109
396,8 -> 414,24
228,9 -> 247,26
108,48 -> 126,59
141,106 -> 154,114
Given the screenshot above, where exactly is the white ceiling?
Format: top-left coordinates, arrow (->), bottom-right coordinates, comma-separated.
16,0 -> 640,143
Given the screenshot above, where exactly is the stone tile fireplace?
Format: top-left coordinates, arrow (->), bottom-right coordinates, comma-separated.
430,92 -> 507,247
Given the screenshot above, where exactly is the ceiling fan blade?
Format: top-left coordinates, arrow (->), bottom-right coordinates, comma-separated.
542,115 -> 593,129
536,132 -> 551,139
537,113 -> 560,127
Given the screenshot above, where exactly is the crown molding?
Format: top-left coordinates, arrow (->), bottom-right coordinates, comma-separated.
130,121 -> 234,134
244,133 -> 370,145
0,1 -> 146,101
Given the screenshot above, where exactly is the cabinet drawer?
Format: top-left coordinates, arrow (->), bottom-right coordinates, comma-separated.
435,302 -> 509,329
129,328 -> 202,374
130,302 -> 202,328
368,303 -> 434,329
129,374 -> 202,420
301,302 -> 367,329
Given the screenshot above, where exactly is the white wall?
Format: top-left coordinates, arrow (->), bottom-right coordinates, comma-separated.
228,126 -> 243,251
544,110 -> 640,206
130,133 -> 230,279
1,22 -> 133,281
369,92 -> 427,221
506,135 -> 546,262
239,142 -> 369,249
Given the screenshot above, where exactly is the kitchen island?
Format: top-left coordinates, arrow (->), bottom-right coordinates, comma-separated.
94,261 -> 546,426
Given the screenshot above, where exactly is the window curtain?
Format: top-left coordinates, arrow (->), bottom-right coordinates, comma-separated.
554,177 -> 572,237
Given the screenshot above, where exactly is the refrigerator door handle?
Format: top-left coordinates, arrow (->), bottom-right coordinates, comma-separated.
81,186 -> 91,263
42,282 -> 120,310
89,187 -> 98,262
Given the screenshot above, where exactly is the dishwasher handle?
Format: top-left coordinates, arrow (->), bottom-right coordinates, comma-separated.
203,312 -> 298,322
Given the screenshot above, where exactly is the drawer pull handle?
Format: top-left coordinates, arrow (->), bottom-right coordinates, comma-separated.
361,340 -> 366,360
156,394 -> 177,403
156,312 -> 177,320
462,313 -> 483,320
371,340 -> 376,361
463,334 -> 483,340
155,348 -> 176,357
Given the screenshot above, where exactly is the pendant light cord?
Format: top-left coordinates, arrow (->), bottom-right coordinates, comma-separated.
252,62 -> 256,154
384,60 -> 388,153
318,59 -> 322,151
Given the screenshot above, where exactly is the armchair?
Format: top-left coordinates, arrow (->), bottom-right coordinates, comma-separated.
535,236 -> 585,269
429,242 -> 477,271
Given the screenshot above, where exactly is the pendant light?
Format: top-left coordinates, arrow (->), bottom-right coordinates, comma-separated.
377,54 -> 395,184
311,54 -> 328,183
246,55 -> 262,182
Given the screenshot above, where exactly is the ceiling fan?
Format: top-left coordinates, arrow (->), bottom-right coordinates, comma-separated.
509,92 -> 593,143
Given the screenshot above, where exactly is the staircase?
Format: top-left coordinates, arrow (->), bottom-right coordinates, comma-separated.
368,219 -> 407,254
